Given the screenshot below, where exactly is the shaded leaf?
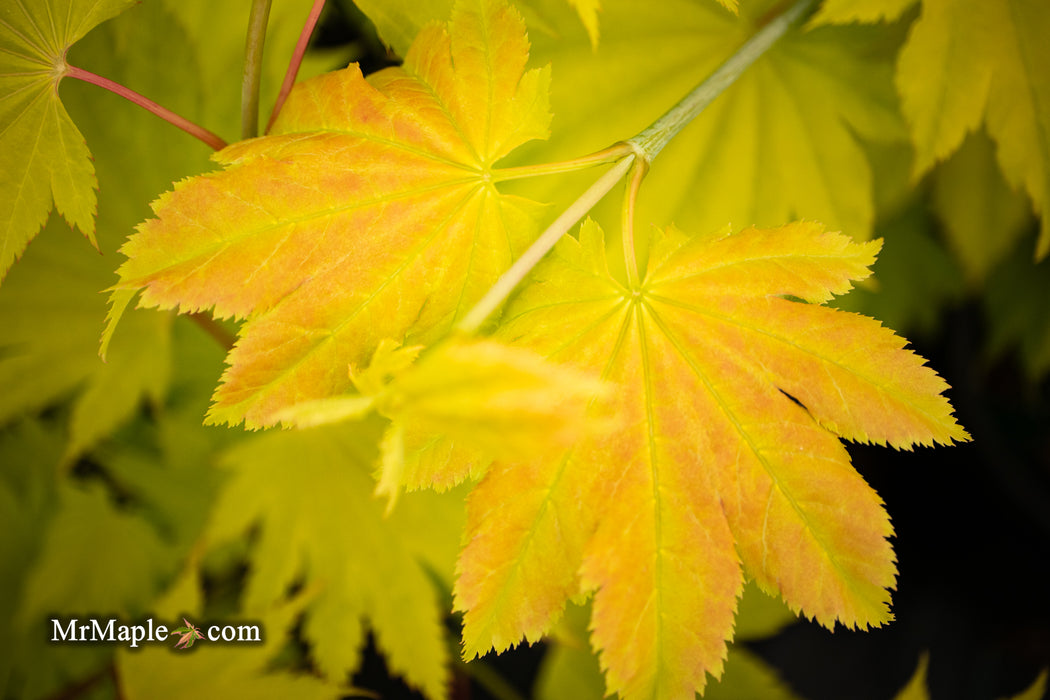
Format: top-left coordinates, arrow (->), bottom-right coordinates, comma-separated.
9,480 -> 175,699
809,0 -> 916,25
984,237 -> 1050,380
107,0 -> 551,429
206,423 -> 452,700
0,218 -> 172,463
1005,670 -> 1048,700
931,129 -> 1033,282
0,419 -> 62,696
896,0 -> 1050,257
0,0 -> 136,280
117,566 -> 347,700
892,653 -> 930,700
453,219 -> 965,699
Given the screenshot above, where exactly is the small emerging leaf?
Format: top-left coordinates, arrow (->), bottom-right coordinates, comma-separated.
372,337 -> 611,506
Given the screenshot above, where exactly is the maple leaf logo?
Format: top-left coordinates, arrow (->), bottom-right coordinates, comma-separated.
169,618 -> 204,650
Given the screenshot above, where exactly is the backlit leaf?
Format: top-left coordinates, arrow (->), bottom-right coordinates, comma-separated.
107,0 -> 551,429
896,0 -> 1050,257
347,0 -> 904,240
0,0 -> 136,281
454,219 -> 966,699
505,0 -> 904,243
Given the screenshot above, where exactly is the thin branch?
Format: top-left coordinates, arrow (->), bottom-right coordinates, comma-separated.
628,0 -> 817,161
266,0 -> 326,133
491,142 -> 635,182
459,0 -> 816,332
65,65 -> 227,151
241,0 -> 273,140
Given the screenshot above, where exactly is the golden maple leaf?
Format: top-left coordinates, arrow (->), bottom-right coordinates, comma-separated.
453,219 -> 968,700
105,0 -> 551,428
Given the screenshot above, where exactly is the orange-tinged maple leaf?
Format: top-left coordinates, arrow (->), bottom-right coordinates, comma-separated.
454,219 -> 968,700
105,0 -> 550,428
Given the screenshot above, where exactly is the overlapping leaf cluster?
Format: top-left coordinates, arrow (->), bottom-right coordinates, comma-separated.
95,1 -> 971,698
4,0 -> 1047,698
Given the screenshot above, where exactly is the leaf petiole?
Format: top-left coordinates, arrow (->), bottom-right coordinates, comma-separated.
490,143 -> 635,182
64,65 -> 227,151
461,0 -> 816,330
628,0 -> 817,161
621,153 -> 649,289
267,0 -> 327,133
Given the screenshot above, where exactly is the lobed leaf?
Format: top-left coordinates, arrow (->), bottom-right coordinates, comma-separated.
0,219 -> 172,464
374,337 -> 610,500
495,0 -> 905,245
897,0 -> 1050,257
107,0 -> 552,428
0,0 -> 136,281
454,219 -> 966,700
117,567 -> 347,700
206,423 -> 452,700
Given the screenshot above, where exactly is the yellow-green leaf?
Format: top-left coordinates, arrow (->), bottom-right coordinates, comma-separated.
454,219 -> 966,700
107,0 -> 551,429
931,129 -> 1033,282
503,0 -> 905,243
351,0 -> 904,240
892,653 -> 930,700
117,565 -> 348,700
0,218 -> 172,464
373,338 -> 609,500
896,0 -> 1050,257
206,423 -> 452,699
0,0 -> 136,281
809,0 -> 916,25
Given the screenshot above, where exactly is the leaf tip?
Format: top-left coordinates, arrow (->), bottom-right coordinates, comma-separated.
99,287 -> 137,361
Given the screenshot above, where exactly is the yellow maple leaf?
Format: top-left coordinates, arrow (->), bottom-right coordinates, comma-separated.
454,219 -> 967,700
105,0 -> 550,428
